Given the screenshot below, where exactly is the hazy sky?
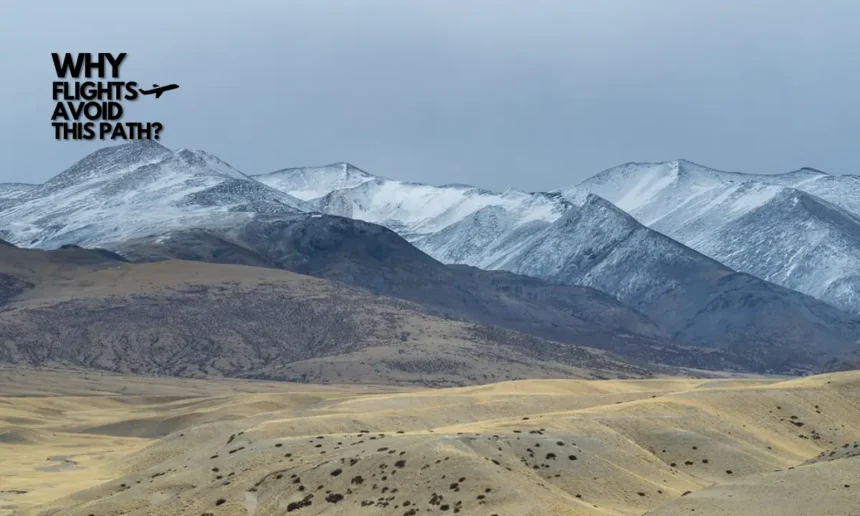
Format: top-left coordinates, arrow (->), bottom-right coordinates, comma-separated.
1,0 -> 859,191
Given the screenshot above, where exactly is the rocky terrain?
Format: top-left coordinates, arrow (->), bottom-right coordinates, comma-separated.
117,219 -> 763,372
0,240 -> 667,386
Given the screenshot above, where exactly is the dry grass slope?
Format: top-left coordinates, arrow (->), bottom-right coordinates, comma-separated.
1,368 -> 858,516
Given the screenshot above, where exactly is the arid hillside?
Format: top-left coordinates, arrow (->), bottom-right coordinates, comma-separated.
0,243 -> 659,386
1,368 -> 858,516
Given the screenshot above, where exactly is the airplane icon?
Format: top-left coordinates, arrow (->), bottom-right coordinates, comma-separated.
139,83 -> 179,98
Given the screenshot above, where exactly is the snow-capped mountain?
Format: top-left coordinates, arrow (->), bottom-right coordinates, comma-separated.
254,162 -> 378,201
0,144 -> 701,371
254,163 -> 860,368
410,194 -> 860,369
272,170 -> 570,240
5,143 -> 860,372
785,172 -> 860,215
0,141 -> 310,248
568,160 -> 860,313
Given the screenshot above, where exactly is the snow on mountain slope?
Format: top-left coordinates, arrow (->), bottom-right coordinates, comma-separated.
253,162 -> 377,201
783,173 -> 860,215
413,206 -> 551,266
0,141 -> 310,248
473,195 -> 860,369
256,162 -> 576,250
0,183 -> 36,210
257,159 -> 860,368
699,189 -> 860,313
569,160 -> 860,313
384,191 -> 860,369
301,177 -> 569,239
3,145 -> 858,371
425,192 -> 730,313
0,183 -> 36,199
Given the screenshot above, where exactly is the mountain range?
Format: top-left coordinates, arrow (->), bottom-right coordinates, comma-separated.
2,141 -> 859,376
249,158 -> 860,371
569,160 -> 860,314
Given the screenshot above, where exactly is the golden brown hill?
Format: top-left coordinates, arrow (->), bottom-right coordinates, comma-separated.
2,368 -> 858,515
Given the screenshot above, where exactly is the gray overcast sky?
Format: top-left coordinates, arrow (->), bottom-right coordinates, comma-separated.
1,0 -> 858,191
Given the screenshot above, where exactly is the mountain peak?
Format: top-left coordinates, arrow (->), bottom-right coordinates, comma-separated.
766,186 -> 860,225
254,162 -> 378,201
332,161 -> 372,175
168,148 -> 249,180
124,138 -> 170,150
583,159 -> 728,187
40,141 -> 173,193
665,158 -> 708,169
787,167 -> 830,176
612,159 -> 721,172
550,193 -> 641,233
285,162 -> 376,178
579,193 -> 640,219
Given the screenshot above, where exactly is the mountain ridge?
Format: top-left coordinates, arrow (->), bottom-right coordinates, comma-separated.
3,143 -> 860,374
572,159 -> 860,313
0,243 -> 665,385
0,141 -> 312,248
251,159 -> 860,370
118,216 -> 754,372
254,162 -> 380,201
